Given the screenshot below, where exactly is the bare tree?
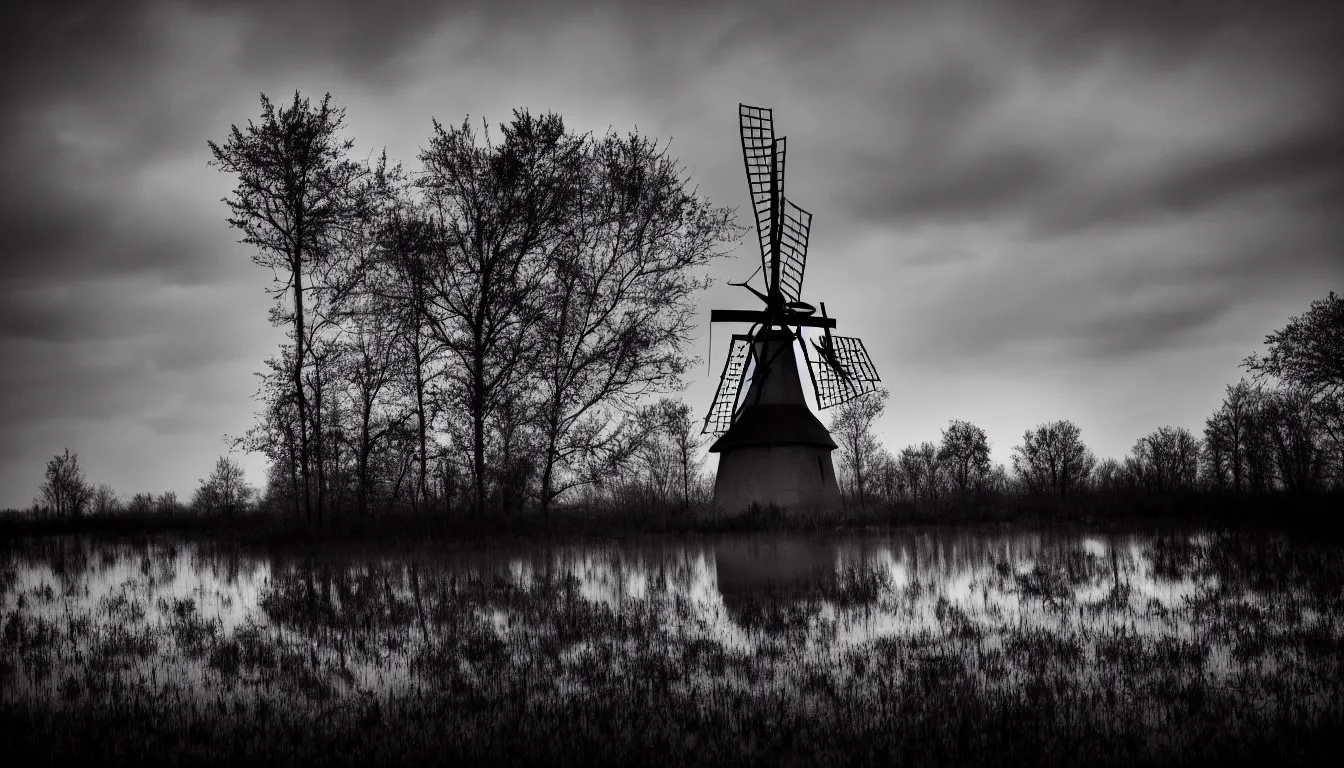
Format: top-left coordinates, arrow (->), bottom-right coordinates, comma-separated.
128,492 -> 155,516
1011,420 -> 1097,499
377,205 -> 446,515
914,441 -> 944,510
1092,457 -> 1126,494
156,491 -> 182,516
1129,426 -> 1201,494
417,110 -> 583,518
897,445 -> 926,506
638,398 -> 707,514
1262,387 -> 1326,495
1244,292 -> 1344,490
193,456 -> 253,516
337,295 -> 410,517
91,483 -> 120,516
1203,380 -> 1260,492
534,131 -> 736,516
39,448 -> 92,520
209,91 -> 371,526
1243,291 -> 1344,397
938,420 -> 991,496
871,449 -> 901,505
828,389 -> 889,505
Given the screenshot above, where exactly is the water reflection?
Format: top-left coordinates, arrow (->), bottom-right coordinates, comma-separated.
2,527 -> 1342,761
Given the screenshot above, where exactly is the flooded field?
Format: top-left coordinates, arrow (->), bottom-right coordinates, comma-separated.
3,526 -> 1343,765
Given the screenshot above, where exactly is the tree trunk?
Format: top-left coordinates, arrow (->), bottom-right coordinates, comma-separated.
414,347 -> 429,516
472,371 -> 486,520
293,258 -> 313,527
357,404 -> 372,518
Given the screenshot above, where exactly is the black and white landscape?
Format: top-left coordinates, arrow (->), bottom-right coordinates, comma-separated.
2,1 -> 1342,765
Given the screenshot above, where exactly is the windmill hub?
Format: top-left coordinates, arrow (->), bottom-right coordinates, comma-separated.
703,105 -> 882,516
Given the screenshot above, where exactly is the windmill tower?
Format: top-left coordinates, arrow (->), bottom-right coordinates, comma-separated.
704,104 -> 882,514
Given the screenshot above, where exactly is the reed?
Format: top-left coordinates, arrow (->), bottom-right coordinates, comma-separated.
1,528 -> 1341,765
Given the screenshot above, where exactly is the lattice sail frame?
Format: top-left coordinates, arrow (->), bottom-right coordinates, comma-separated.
740,105 -> 786,282
703,335 -> 756,434
777,199 -> 811,304
802,335 -> 882,410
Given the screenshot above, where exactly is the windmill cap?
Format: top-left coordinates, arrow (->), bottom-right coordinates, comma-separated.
709,403 -> 838,452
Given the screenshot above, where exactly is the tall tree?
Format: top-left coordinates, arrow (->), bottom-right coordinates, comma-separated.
417,110 -> 583,518
209,91 -> 371,526
1244,292 -> 1344,490
640,398 -> 706,514
828,389 -> 889,505
938,420 -> 991,496
1203,380 -> 1259,492
378,205 -> 445,515
1129,426 -> 1201,494
914,441 -> 944,510
1262,387 -> 1325,495
1011,420 -> 1096,499
534,130 -> 736,515
338,296 -> 409,518
39,448 -> 92,520
193,456 -> 252,516
1243,291 -> 1344,397
897,445 -> 926,505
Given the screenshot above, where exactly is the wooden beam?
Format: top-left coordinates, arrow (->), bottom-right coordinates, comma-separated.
710,309 -> 837,328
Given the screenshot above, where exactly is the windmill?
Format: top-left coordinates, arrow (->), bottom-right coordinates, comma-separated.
705,104 -> 881,514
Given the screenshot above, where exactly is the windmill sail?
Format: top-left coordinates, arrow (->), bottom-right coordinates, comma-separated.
704,335 -> 755,434
740,105 -> 785,283
802,334 -> 881,409
777,198 -> 811,304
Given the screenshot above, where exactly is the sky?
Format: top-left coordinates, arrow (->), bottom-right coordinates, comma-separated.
1,0 -> 1341,508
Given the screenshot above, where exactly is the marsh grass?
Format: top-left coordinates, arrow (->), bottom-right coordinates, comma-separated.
2,529 -> 1342,765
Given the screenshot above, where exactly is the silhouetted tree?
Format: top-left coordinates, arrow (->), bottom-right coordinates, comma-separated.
1244,291 -> 1344,397
39,448 -> 92,520
871,448 -> 901,505
938,420 -> 991,496
1092,457 -> 1126,494
156,491 -> 182,516
829,389 -> 888,505
914,441 -> 944,510
128,492 -> 155,516
210,91 -> 372,526
377,204 -> 446,515
91,483 -> 120,516
337,296 -> 410,517
1244,291 -> 1344,492
193,456 -> 253,516
1011,420 -> 1096,499
1203,380 -> 1259,492
640,398 -> 706,514
1262,387 -> 1326,495
417,110 -> 583,518
1129,426 -> 1201,494
897,445 -> 926,505
533,130 -> 736,516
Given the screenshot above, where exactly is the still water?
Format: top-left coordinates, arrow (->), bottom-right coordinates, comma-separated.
2,526 -> 1342,763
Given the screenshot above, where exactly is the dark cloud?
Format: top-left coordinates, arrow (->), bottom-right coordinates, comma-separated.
1,0 -> 1343,504
1035,126 -> 1344,236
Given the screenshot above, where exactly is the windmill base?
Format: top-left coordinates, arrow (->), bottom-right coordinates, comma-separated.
712,443 -> 841,516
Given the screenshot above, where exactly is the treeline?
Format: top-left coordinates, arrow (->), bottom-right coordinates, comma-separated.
828,292 -> 1344,520
201,92 -> 737,526
11,449 -> 234,522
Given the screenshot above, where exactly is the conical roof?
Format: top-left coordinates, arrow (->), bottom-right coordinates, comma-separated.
709,329 -> 837,453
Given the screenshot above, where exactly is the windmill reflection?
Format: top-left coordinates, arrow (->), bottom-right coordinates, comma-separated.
712,537 -> 847,631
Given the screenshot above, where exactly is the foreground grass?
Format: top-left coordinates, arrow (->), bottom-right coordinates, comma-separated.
2,530 -> 1343,765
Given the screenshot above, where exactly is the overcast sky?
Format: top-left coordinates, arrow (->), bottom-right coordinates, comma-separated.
2,0 -> 1341,507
